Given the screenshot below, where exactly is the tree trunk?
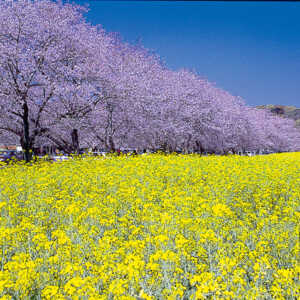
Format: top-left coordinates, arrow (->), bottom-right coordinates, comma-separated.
23,102 -> 31,162
71,128 -> 79,154
195,140 -> 204,154
108,135 -> 115,152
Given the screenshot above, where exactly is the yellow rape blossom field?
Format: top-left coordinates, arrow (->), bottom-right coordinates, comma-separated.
0,153 -> 299,299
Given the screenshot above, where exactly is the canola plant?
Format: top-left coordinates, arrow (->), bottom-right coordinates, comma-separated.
0,153 -> 299,299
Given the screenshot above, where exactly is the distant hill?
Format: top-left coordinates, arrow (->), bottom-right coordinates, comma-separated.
256,105 -> 300,128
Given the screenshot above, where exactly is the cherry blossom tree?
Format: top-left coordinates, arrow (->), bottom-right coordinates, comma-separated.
0,0 -> 105,160
85,41 -> 167,152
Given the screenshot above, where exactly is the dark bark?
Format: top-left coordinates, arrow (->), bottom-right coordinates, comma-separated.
71,128 -> 79,154
195,140 -> 204,154
108,135 -> 115,152
22,102 -> 31,162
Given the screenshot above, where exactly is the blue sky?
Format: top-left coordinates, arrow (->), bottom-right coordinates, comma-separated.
73,1 -> 300,107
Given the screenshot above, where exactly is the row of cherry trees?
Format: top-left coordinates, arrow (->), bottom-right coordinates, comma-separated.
0,0 -> 299,161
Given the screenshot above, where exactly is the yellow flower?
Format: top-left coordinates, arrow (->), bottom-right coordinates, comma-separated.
0,153 -> 299,298
42,285 -> 59,299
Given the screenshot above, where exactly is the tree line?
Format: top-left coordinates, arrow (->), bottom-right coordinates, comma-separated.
0,0 -> 300,162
